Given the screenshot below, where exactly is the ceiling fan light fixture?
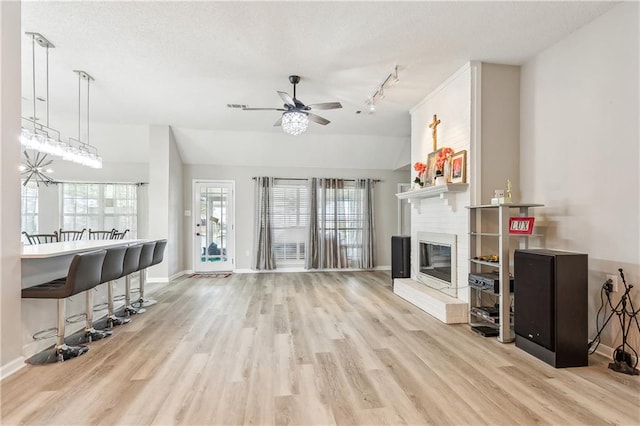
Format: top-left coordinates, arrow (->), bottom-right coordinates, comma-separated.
281,111 -> 309,136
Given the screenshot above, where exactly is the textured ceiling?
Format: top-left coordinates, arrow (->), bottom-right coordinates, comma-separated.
20,1 -> 616,165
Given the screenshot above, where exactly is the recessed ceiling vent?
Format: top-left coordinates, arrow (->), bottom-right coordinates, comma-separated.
227,103 -> 248,109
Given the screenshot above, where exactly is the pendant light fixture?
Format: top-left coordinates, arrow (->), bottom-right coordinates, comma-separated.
20,32 -> 68,158
19,32 -> 102,169
64,70 -> 102,168
20,151 -> 54,187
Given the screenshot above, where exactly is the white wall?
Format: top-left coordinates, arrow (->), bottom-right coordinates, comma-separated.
520,2 -> 639,350
183,164 -> 408,271
172,127 -> 410,171
147,125 -> 184,281
0,0 -> 24,378
33,161 -> 149,235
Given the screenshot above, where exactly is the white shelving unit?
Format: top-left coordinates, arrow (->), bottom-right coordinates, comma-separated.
467,203 -> 543,343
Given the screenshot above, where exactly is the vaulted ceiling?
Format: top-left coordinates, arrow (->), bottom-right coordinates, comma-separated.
20,1 -> 615,167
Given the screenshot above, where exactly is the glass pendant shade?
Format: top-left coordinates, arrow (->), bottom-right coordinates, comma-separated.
281,111 -> 309,135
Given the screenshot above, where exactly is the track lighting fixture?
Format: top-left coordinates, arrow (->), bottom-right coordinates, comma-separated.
365,65 -> 399,110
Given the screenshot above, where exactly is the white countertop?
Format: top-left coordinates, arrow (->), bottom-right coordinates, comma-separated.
21,239 -> 147,259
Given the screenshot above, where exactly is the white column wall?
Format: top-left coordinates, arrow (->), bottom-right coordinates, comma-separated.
147,125 -> 184,281
0,0 -> 24,378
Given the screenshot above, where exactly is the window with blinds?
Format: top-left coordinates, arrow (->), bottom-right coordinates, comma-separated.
319,183 -> 363,266
61,183 -> 137,236
21,181 -> 39,240
272,180 -> 308,265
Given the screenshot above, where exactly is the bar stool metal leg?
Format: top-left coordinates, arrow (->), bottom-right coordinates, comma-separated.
107,280 -> 130,327
56,299 -> 89,362
124,274 -> 145,315
134,269 -> 157,308
84,289 -> 112,341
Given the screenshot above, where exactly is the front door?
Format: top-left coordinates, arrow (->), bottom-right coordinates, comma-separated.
193,180 -> 234,272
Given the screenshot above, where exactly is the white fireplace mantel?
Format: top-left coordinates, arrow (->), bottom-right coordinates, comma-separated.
396,183 -> 468,212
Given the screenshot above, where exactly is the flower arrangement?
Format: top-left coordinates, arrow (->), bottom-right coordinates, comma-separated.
413,161 -> 426,187
435,147 -> 454,175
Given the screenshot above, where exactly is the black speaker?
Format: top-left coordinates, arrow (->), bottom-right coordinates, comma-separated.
514,249 -> 588,368
391,236 -> 411,285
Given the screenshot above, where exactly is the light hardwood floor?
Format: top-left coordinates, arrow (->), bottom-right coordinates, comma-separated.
1,271 -> 639,425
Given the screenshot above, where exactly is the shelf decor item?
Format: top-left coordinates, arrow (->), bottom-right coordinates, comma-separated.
449,150 -> 467,183
508,217 -> 535,234
413,161 -> 426,188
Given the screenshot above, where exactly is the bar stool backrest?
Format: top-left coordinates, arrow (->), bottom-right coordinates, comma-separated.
57,228 -> 86,241
151,239 -> 168,266
71,250 -> 108,295
122,244 -> 143,277
138,242 -> 156,270
22,250 -> 107,299
100,246 -> 127,284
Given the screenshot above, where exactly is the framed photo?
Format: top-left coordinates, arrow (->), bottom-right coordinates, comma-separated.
449,150 -> 467,183
508,217 -> 535,235
423,149 -> 442,187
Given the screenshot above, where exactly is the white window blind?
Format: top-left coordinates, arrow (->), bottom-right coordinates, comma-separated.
21,181 -> 39,240
61,183 -> 137,236
272,180 -> 308,265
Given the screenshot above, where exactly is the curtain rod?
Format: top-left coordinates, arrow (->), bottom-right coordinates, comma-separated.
52,181 -> 148,186
252,177 -> 381,183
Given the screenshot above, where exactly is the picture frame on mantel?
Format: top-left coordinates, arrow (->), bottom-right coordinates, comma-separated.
450,150 -> 467,183
424,148 -> 442,187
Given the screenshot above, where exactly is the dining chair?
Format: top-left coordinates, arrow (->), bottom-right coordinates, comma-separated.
56,228 -> 86,241
22,231 -> 58,245
88,229 -> 116,240
111,229 -> 129,240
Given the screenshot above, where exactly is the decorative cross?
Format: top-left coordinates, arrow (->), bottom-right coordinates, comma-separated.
428,114 -> 441,152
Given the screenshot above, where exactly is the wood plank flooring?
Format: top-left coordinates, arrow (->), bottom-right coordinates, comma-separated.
1,271 -> 639,425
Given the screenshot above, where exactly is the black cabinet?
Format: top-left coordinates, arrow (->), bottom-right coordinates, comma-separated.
514,249 -> 588,367
391,236 -> 411,285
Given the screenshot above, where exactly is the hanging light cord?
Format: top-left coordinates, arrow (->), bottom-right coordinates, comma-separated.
31,34 -> 36,133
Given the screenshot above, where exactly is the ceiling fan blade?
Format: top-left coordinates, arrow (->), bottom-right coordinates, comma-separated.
308,113 -> 330,126
273,116 -> 282,127
242,107 -> 286,111
306,102 -> 342,110
277,91 -> 295,108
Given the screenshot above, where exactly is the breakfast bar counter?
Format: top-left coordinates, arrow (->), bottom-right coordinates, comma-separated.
21,239 -> 146,288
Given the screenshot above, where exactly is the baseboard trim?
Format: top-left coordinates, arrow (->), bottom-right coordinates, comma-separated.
147,270 -> 188,283
0,356 -> 25,381
234,267 -> 389,274
593,342 -> 615,360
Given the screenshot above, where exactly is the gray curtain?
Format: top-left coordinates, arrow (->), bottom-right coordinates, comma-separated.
305,178 -> 347,269
253,177 -> 276,270
355,178 -> 375,269
305,178 -> 319,269
319,178 -> 348,268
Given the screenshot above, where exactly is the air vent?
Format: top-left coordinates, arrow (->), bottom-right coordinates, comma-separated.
227,104 -> 248,109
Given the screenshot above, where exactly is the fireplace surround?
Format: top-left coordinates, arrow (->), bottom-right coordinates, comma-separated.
416,232 -> 457,297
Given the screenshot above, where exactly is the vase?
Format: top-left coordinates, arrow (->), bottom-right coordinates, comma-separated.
443,161 -> 451,182
435,176 -> 447,186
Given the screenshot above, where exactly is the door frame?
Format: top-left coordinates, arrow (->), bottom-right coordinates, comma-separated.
192,179 -> 236,273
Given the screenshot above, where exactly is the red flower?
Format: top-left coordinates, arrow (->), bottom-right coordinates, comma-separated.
436,147 -> 454,171
413,161 -> 426,178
